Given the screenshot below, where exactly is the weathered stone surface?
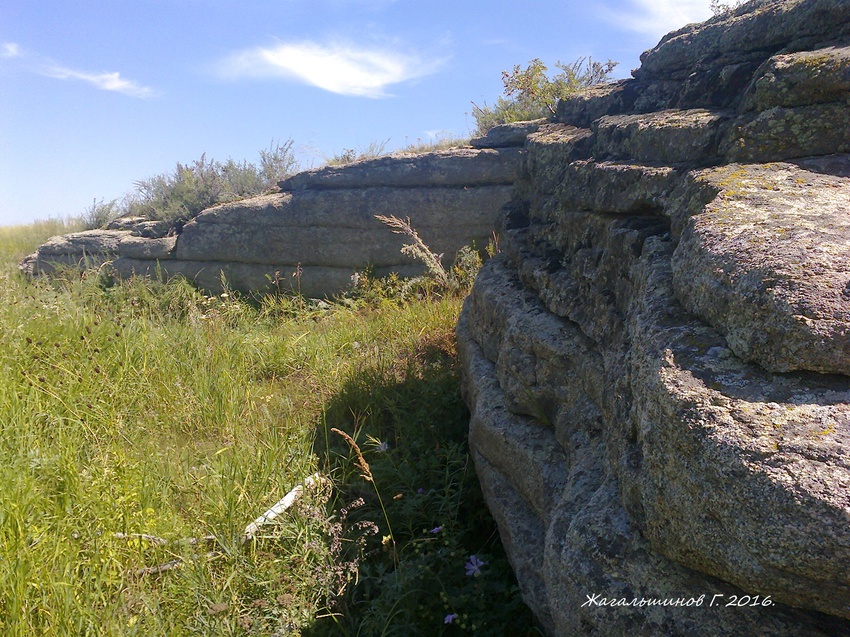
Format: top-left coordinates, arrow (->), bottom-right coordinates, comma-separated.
35,229 -> 126,256
19,230 -> 178,276
593,109 -> 732,165
470,119 -> 546,148
723,101 -> 850,162
525,154 -> 678,214
279,147 -> 521,190
130,220 -> 172,239
175,187 -> 511,267
458,252 -> 850,635
556,80 -> 642,128
739,45 -> 850,112
458,2 -> 850,634
19,230 -> 124,275
636,0 -> 850,85
671,160 -> 850,374
632,236 -> 850,621
23,149 -> 516,297
106,216 -> 147,230
118,235 -> 176,260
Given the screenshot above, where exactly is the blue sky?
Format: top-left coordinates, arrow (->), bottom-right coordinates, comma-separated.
0,0 -> 717,226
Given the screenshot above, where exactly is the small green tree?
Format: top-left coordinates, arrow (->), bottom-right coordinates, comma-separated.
472,57 -> 617,135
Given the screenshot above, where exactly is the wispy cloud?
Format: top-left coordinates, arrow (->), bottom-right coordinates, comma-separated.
1,41 -> 156,98
2,42 -> 22,59
605,0 -> 715,38
42,66 -> 155,98
218,40 -> 444,98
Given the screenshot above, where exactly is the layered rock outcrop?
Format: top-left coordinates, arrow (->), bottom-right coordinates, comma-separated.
457,1 -> 850,634
20,141 -> 526,297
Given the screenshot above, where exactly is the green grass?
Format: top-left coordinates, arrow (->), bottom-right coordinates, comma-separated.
0,218 -> 85,264
0,222 -> 538,635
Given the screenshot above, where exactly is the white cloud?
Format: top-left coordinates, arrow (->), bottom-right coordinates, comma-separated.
2,43 -> 156,98
218,40 -> 443,98
43,65 -> 156,98
607,0 -> 715,38
2,42 -> 22,58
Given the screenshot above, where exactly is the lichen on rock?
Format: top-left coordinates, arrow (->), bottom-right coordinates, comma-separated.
457,1 -> 850,634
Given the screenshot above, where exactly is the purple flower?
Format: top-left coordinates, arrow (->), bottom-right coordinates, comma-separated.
444,613 -> 457,624
416,487 -> 425,494
429,526 -> 442,534
465,554 -> 486,576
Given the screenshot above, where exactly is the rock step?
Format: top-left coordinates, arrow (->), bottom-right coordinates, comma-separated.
523,126 -> 680,212
20,230 -> 177,276
740,45 -> 850,112
592,109 -> 731,165
469,119 -> 546,148
279,147 -> 521,190
671,157 -> 850,375
459,250 -> 850,635
629,235 -> 850,620
175,187 -> 511,267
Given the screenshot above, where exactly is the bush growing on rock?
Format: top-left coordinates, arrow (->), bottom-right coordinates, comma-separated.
472,56 -> 617,135
81,139 -> 300,229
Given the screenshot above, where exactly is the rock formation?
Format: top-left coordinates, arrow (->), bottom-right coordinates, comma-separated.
20,140 -> 527,297
457,1 -> 850,634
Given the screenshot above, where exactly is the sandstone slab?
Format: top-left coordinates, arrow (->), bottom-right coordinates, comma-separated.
470,119 -> 546,148
593,109 -> 731,165
723,102 -> 850,162
739,45 -> 850,112
671,160 -> 850,375
279,147 -> 521,190
175,187 -> 511,267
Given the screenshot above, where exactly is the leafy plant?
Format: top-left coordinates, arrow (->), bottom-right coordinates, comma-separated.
472,56 -> 617,135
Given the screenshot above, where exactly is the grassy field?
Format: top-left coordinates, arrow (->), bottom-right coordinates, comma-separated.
0,222 -> 538,635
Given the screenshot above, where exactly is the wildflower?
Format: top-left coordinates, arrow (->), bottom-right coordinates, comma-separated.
465,554 -> 486,576
417,487 -> 425,494
376,440 -> 389,452
429,526 -> 442,534
444,613 -> 457,624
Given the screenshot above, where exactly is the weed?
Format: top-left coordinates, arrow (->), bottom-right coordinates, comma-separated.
71,139 -> 299,229
1,215 -> 537,635
325,140 -> 390,166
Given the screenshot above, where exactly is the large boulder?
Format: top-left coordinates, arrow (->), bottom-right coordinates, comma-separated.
20,146 -> 524,296
457,1 -> 850,634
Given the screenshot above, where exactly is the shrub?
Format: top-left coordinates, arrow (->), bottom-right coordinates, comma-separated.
124,139 -> 299,223
710,0 -> 746,14
472,57 -> 617,135
81,198 -> 120,230
77,139 -> 299,227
